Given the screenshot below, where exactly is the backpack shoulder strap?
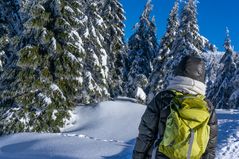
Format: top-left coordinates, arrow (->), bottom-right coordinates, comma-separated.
151,90 -> 176,159
204,99 -> 215,114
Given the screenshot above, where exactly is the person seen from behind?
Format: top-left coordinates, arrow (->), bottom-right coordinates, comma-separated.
132,55 -> 218,159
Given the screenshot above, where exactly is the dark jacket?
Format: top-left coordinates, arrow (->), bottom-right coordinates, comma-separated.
132,90 -> 218,159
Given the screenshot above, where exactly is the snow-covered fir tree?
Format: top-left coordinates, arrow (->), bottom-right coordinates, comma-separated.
229,55 -> 239,109
220,28 -> 235,64
147,0 -> 212,98
0,27 -> 9,72
0,0 -> 22,36
126,0 -> 158,102
146,1 -> 179,101
0,0 -> 86,134
80,0 -> 110,104
205,51 -> 222,91
169,0 -> 203,55
207,28 -> 237,109
0,0 -> 23,71
101,0 -> 126,98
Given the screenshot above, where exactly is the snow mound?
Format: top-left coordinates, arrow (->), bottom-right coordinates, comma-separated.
0,101 -> 239,159
62,100 -> 145,141
135,87 -> 146,102
0,100 -> 145,159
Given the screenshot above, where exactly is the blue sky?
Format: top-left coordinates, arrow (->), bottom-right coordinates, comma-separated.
120,0 -> 239,51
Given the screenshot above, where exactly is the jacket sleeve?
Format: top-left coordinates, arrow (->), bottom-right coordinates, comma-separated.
132,95 -> 161,159
202,100 -> 218,159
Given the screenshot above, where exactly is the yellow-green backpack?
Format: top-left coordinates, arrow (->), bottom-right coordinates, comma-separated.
158,91 -> 210,159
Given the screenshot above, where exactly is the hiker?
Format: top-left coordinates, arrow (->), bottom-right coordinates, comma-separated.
132,55 -> 218,159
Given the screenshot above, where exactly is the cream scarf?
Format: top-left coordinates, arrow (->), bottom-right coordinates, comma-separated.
166,76 -> 206,95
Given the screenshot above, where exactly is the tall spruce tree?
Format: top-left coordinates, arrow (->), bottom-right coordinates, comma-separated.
147,1 -> 179,101
157,0 -> 209,90
205,52 -> 222,92
126,0 -> 158,102
101,0 -> 126,98
207,28 -> 237,109
229,55 -> 239,109
0,0 -> 22,36
220,28 -> 234,64
0,27 -> 9,72
80,0 -> 110,104
0,0 -> 86,134
0,0 -> 23,71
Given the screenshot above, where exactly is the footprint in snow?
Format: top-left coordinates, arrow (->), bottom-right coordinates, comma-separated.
59,133 -> 133,146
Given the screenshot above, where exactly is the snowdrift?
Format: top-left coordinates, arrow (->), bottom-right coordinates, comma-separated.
0,100 -> 145,159
0,100 -> 238,159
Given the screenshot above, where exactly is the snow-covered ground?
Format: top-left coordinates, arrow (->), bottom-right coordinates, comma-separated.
0,100 -> 238,159
216,109 -> 239,159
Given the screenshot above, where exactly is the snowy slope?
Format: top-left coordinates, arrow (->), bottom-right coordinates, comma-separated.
0,100 -> 238,159
0,100 -> 145,159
